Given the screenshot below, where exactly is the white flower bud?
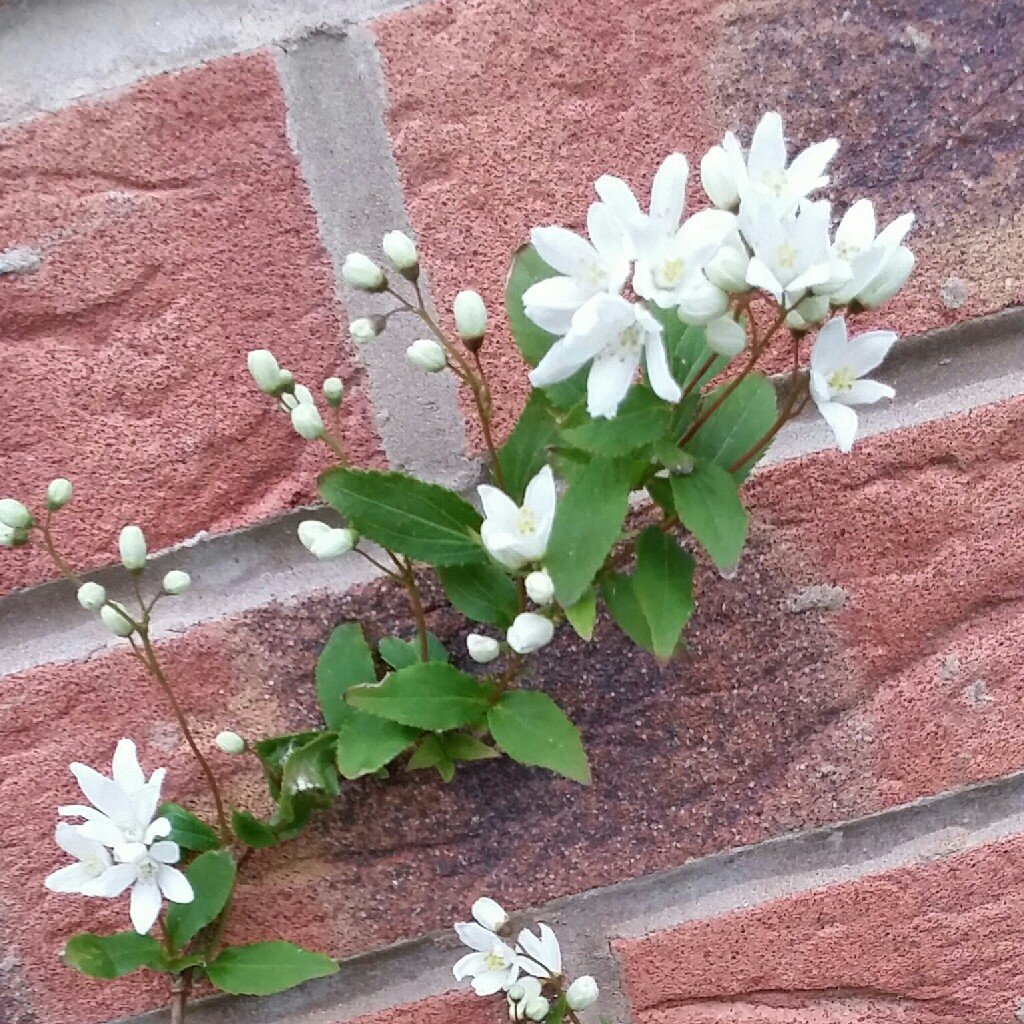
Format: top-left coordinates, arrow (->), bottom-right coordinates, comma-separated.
506,612 -> 554,655
676,277 -> 730,326
342,252 -> 386,291
46,478 -> 73,511
349,316 -> 385,344
118,525 -> 148,572
278,368 -> 295,390
472,896 -> 509,931
857,246 -> 915,309
215,730 -> 246,755
704,316 -> 747,358
100,604 -> 135,637
297,520 -> 332,552
162,570 -> 192,595
566,976 -> 599,1011
785,294 -> 830,330
291,403 -> 325,440
323,377 -> 344,409
406,339 -> 447,373
467,633 -> 501,663
77,581 -> 107,611
700,145 -> 741,209
524,997 -> 550,1022
310,528 -> 357,560
247,349 -> 283,394
0,525 -> 16,548
0,498 -> 33,530
525,570 -> 555,606
382,230 -> 419,272
705,244 -> 750,293
507,984 -> 526,1003
453,290 -> 487,341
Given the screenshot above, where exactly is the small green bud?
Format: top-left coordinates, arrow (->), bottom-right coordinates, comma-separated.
247,349 -> 283,395
382,229 -> 419,279
278,368 -> 295,390
77,581 -> 107,611
0,498 -> 33,531
323,377 -> 344,409
100,604 -> 135,637
342,252 -> 386,291
291,403 -> 325,440
46,478 -> 73,511
215,730 -> 246,755
453,290 -> 487,344
162,570 -> 192,595
118,525 -> 148,572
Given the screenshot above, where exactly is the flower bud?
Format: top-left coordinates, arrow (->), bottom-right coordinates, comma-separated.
472,896 -> 509,932
704,316 -> 746,358
857,246 -> 915,309
298,520 -> 331,552
100,604 -> 135,637
215,730 -> 246,755
406,339 -> 447,373
46,478 -> 73,511
323,377 -> 344,409
310,527 -> 357,560
0,525 -> 17,548
524,997 -> 550,1022
506,612 -> 555,655
467,633 -> 501,663
349,316 -> 385,344
507,984 -> 526,1003
704,244 -> 749,293
118,525 -> 148,572
676,277 -> 730,326
700,145 -> 741,210
785,294 -> 830,330
278,368 -> 295,390
291,403 -> 325,440
0,498 -> 33,531
162,570 -> 192,595
77,581 -> 107,611
566,976 -> 600,1011
247,349 -> 283,395
342,252 -> 386,291
382,229 -> 419,277
453,290 -> 487,344
525,570 -> 555,606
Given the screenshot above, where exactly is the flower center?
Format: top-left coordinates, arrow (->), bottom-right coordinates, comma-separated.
581,259 -> 608,288
612,323 -> 643,360
761,169 -> 789,197
484,950 -> 508,971
653,255 -> 686,289
515,508 -> 538,536
136,858 -> 159,882
776,242 -> 799,271
827,366 -> 856,392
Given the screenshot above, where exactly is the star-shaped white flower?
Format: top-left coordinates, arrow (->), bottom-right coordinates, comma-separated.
83,839 -> 194,935
44,823 -> 113,894
827,199 -> 915,306
516,923 -> 562,979
453,921 -> 521,995
523,204 -> 631,336
530,294 -> 679,418
809,317 -> 897,453
478,466 -> 557,570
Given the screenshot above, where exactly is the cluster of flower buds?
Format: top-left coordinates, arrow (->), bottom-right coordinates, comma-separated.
297,520 -> 358,561
0,477 -> 73,548
246,349 -> 346,444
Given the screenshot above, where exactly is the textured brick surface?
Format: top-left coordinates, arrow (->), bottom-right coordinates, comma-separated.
374,0 -> 1023,442
618,834 -> 1024,1023
0,51 -> 382,597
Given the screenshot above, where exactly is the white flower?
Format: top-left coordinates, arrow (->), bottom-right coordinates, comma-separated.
827,200 -> 915,307
740,199 -> 837,308
525,570 -> 555,606
247,349 -> 283,394
100,605 -> 136,637
467,633 -> 501,664
858,247 -> 915,309
0,498 -> 33,530
530,294 -> 679,419
473,896 -> 510,932
478,466 -> 556,570
809,317 -> 897,453
342,252 -> 385,291
46,478 -> 73,511
45,823 -> 113,894
291,403 -> 325,440
566,975 -> 600,1010
454,290 -> 488,342
705,315 -> 746,358
524,204 -> 631,336
118,525 -> 147,572
382,229 -> 418,271
84,839 -> 193,934
453,921 -> 521,995
516,923 -> 562,979
406,339 -> 447,373
506,613 -> 555,655
77,581 -> 107,611
215,730 -> 246,754
162,570 -> 191,595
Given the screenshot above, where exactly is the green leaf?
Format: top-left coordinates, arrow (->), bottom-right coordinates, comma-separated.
207,941 -> 338,995
600,573 -> 653,650
562,387 -> 672,456
687,373 -> 777,481
166,850 -> 236,951
253,731 -> 324,801
497,389 -> 562,501
648,306 -> 728,393
272,733 -> 340,837
157,802 -> 221,851
378,632 -> 448,669
63,932 -> 166,979
487,690 -> 590,783
406,734 -> 455,781
347,663 -> 493,730
670,461 -> 748,572
563,589 -> 597,640
441,733 -> 500,762
319,468 -> 485,566
437,562 -> 520,628
630,528 -> 696,661
231,809 -> 279,848
545,457 -> 632,607
336,714 -> 419,779
315,623 -> 377,730
546,994 -> 569,1024
506,245 -> 587,408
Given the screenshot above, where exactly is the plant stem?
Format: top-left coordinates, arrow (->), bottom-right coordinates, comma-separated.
397,557 -> 430,662
169,974 -> 189,1024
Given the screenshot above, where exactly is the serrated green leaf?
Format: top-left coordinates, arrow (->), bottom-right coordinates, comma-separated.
272,733 -> 339,838
563,589 -> 597,640
63,932 -> 166,979
253,732 -> 324,801
157,802 -> 221,852
319,468 -> 485,566
442,732 -> 500,762
336,714 -> 419,779
562,387 -> 672,456
346,663 -> 493,730
600,573 -> 653,650
378,632 -> 448,669
231,809 -> 279,848
688,373 -> 777,481
315,623 -> 377,730
437,562 -> 520,628
207,941 -> 338,995
166,851 -> 236,951
406,734 -> 455,780
630,528 -> 696,661
670,461 -> 748,571
545,457 -> 632,607
487,690 -> 590,783
497,390 -> 563,502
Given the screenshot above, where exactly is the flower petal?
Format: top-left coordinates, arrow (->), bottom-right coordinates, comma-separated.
83,862 -> 138,898
649,153 -> 689,234
744,257 -> 784,303
472,970 -> 511,996
523,465 -> 556,522
45,863 -> 103,894
477,485 -> 522,534
845,330 -> 899,377
456,921 -> 499,952
55,822 -> 110,863
530,226 -> 599,280
844,379 -> 895,405
816,400 -> 859,454
875,211 -> 915,248
643,332 -> 681,404
78,816 -> 131,848
453,951 -> 486,980
786,138 -> 839,195
111,739 -> 145,793
149,840 -> 181,865
130,879 -> 163,934
748,111 -> 787,176
834,199 -> 876,252
156,864 -> 194,904
586,352 -> 639,419
586,202 -> 630,280
70,762 -> 134,823
144,816 -> 172,844
808,317 -> 849,375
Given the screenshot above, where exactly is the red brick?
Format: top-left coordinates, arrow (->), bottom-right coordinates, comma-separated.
0,52 -> 382,597
618,835 -> 1024,1023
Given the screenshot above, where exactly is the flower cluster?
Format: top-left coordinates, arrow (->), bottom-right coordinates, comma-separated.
46,740 -> 194,934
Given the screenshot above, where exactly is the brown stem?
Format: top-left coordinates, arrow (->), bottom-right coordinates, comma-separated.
398,558 -> 430,662
470,350 -> 506,490
322,431 -> 348,465
169,973 -> 190,1024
